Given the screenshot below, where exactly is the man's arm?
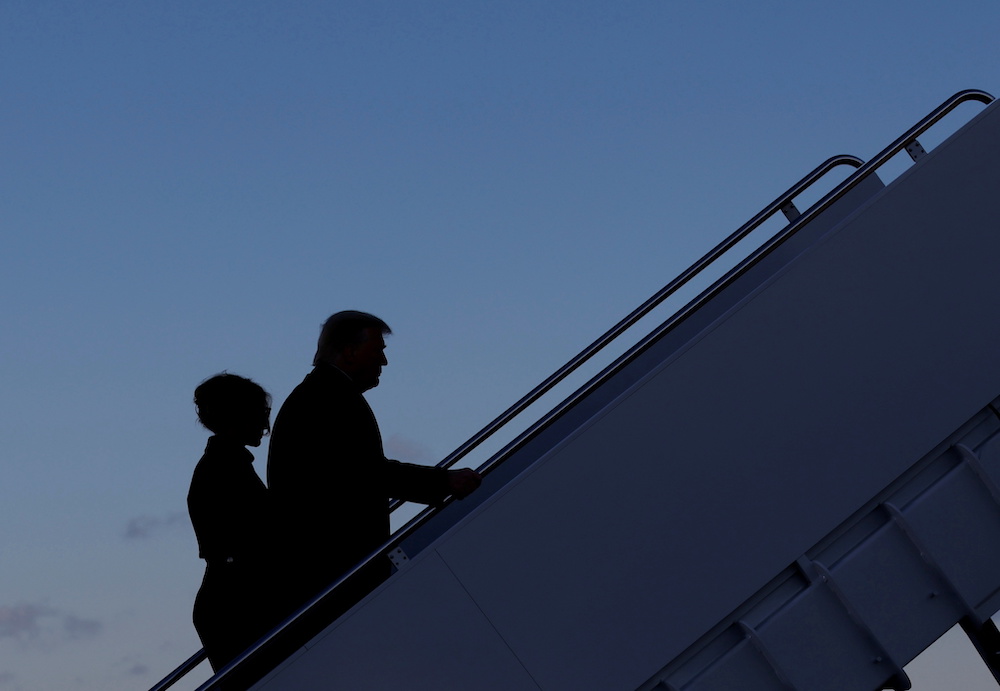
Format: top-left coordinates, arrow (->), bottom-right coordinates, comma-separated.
382,460 -> 481,505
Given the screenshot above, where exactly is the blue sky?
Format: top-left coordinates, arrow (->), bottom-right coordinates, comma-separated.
3,2 -> 1000,689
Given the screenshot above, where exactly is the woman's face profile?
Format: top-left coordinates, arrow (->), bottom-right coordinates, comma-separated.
239,404 -> 271,447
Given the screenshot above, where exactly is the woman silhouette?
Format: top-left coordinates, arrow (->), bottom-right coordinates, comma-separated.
188,373 -> 281,673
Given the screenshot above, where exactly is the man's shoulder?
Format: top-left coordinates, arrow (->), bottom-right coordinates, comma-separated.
298,365 -> 354,394
273,367 -> 358,430
282,367 -> 341,401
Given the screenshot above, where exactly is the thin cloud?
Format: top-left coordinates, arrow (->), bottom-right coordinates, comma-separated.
112,653 -> 153,683
0,604 -> 48,639
385,433 -> 435,464
63,614 -> 102,639
0,603 -> 102,646
123,512 -> 187,540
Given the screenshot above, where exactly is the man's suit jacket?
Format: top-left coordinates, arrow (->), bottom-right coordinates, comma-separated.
267,364 -> 449,602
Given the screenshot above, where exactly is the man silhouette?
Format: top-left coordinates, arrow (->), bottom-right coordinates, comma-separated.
267,311 -> 481,621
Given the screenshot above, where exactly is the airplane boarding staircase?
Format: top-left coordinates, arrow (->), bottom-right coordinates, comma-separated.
153,89 -> 1000,691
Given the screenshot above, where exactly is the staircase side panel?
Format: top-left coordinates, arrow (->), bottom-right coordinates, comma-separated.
255,101 -> 1000,691
430,101 -> 1000,690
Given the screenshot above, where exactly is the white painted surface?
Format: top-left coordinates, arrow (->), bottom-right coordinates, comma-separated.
255,100 -> 1000,690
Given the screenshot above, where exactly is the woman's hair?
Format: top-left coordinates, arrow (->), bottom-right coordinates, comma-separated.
193,373 -> 271,435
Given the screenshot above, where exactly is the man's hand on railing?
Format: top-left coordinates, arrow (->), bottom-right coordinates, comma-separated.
446,469 -> 482,499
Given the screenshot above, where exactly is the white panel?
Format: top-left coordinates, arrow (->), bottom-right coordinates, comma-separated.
903,465 -> 1000,617
254,101 -> 1000,691
432,101 -> 1000,690
828,521 -> 963,663
684,641 -> 784,691
253,552 -> 541,691
754,584 -> 891,691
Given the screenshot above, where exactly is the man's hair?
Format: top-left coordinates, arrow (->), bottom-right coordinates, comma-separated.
194,373 -> 271,435
313,310 -> 391,365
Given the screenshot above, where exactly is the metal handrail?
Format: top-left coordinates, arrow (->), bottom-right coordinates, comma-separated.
385,152 -> 864,514
187,156 -> 864,691
467,89 -> 995,486
150,88 -> 994,691
148,648 -> 207,691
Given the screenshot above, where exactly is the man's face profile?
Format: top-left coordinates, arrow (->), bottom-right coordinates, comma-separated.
343,327 -> 387,391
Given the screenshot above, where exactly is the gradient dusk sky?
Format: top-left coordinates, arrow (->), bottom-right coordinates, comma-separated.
3,2 -> 1000,689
